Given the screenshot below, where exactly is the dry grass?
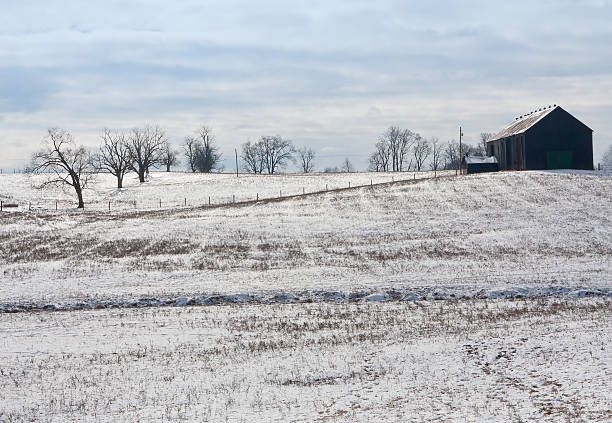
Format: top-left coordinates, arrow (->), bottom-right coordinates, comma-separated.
0,298 -> 610,422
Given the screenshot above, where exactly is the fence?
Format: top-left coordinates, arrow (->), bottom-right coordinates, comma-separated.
0,171 -> 453,214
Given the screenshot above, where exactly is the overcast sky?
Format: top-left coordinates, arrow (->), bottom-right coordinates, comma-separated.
1,0 -> 611,171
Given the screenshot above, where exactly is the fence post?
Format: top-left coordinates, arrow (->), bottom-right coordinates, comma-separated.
348,181 -> 351,188
256,193 -> 259,201
326,184 -> 328,191
1,200 -> 2,211
55,201 -> 57,211
108,201 -> 111,212
233,194 -> 235,203
392,176 -> 394,182
184,198 -> 187,207
279,190 -> 282,198
370,179 -> 372,186
159,199 -> 161,208
303,187 -> 305,195
208,196 -> 211,206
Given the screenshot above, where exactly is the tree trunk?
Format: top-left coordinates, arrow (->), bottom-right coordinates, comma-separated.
138,168 -> 146,183
117,176 -> 123,189
166,163 -> 171,172
75,185 -> 84,209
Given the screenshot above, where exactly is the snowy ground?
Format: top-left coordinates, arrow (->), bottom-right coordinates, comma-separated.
0,170 -> 450,211
1,170 -> 611,421
0,170 -> 610,304
1,298 -> 610,422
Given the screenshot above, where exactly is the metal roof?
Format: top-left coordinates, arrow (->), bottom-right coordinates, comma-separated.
464,156 -> 498,164
487,106 -> 557,142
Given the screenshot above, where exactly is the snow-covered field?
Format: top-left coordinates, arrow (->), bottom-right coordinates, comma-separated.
0,170 -> 451,211
1,298 -> 610,422
1,170 -> 611,421
0,170 -> 610,304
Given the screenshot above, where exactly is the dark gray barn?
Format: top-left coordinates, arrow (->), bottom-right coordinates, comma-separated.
463,156 -> 499,174
486,106 -> 593,170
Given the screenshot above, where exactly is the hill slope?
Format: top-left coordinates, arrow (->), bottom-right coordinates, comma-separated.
1,171 -> 611,304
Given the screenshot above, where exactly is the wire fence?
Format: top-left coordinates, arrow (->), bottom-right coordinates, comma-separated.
1,171 -> 454,213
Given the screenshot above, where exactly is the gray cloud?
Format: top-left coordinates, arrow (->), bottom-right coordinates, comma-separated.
1,0 -> 611,169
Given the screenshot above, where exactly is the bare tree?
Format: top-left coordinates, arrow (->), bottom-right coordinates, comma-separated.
397,129 -> 415,171
341,157 -> 355,172
296,147 -> 315,173
160,143 -> 180,172
127,126 -> 167,183
260,135 -> 294,174
413,135 -> 432,171
194,127 -> 223,172
602,144 -> 612,169
184,136 -> 199,172
443,140 -> 460,170
479,132 -> 493,156
241,135 -> 294,174
372,127 -> 415,171
241,140 -> 265,174
430,137 -> 442,171
368,140 -> 391,172
97,128 -> 131,188
28,128 -> 93,208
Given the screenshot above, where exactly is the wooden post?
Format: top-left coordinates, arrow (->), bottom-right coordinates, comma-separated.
1,200 -> 3,211
184,198 -> 187,207
159,199 -> 162,208
108,201 -> 111,211
302,187 -> 305,195
326,184 -> 328,191
233,194 -> 235,203
348,181 -> 351,188
256,193 -> 259,201
459,126 -> 463,175
235,149 -> 239,177
370,179 -> 372,186
279,190 -> 282,198
55,201 -> 58,211
208,196 -> 211,206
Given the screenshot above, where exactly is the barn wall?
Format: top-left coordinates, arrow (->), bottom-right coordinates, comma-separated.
525,108 -> 593,170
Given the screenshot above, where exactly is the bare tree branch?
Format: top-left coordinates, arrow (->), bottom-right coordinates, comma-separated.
296,147 -> 315,173
127,126 -> 167,183
241,135 -> 294,174
28,128 -> 93,208
96,129 -> 131,188
413,134 -> 432,171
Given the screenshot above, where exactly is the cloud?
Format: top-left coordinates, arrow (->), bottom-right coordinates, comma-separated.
0,0 -> 611,169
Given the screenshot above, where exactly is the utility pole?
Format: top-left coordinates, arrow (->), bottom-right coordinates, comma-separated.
459,126 -> 464,175
235,149 -> 239,177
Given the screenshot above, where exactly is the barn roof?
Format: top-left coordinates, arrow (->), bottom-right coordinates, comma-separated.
487,106 -> 557,142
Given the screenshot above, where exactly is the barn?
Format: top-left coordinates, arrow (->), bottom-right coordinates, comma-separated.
486,105 -> 593,170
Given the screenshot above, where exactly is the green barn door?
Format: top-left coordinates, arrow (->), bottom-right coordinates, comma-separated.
546,151 -> 572,169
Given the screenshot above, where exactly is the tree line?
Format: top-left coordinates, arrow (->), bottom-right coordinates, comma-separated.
368,126 -> 491,172
27,125 -> 493,208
